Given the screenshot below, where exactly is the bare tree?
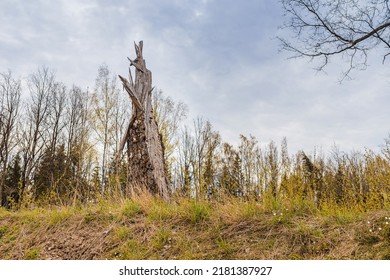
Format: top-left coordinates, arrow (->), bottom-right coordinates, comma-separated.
20,67 -> 54,195
91,64 -> 121,192
192,117 -> 215,199
177,126 -> 195,196
265,141 -> 279,198
65,86 -> 94,200
66,86 -> 89,159
382,134 -> 390,161
0,71 -> 21,205
280,0 -> 390,77
219,143 -> 242,196
238,135 -> 258,196
202,127 -> 221,198
47,82 -> 67,153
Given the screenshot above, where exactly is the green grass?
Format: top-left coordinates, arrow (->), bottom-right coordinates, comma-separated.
152,227 -> 171,250
118,239 -> 147,259
24,247 -> 40,260
0,226 -> 6,239
115,226 -> 133,241
182,200 -> 210,224
147,200 -> 176,221
48,208 -> 73,226
120,200 -> 143,219
216,237 -> 234,257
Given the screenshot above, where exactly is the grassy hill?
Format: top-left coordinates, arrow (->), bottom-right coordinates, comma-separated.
0,194 -> 389,260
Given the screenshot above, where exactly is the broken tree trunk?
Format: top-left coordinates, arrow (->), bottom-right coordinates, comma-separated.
117,41 -> 169,201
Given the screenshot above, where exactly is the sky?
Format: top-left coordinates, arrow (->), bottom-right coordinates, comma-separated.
1,0 -> 389,154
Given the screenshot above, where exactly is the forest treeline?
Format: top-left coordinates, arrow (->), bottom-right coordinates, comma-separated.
0,66 -> 389,209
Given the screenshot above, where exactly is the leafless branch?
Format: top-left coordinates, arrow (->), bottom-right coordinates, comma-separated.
280,0 -> 390,76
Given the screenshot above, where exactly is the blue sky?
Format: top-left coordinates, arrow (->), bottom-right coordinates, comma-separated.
1,0 -> 389,154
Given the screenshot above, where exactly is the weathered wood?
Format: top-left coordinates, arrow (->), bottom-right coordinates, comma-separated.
118,41 -> 169,200
118,75 -> 143,111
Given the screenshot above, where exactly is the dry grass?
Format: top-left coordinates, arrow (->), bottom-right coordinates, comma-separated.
0,193 -> 389,260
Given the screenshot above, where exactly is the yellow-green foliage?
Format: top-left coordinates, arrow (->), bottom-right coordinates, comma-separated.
152,227 -> 172,250
48,208 -> 73,226
0,192 -> 389,260
116,239 -> 147,260
147,200 -> 177,221
120,200 -> 142,219
216,237 -> 234,257
179,200 -> 210,224
0,226 -> 7,239
114,226 -> 133,241
24,247 -> 40,260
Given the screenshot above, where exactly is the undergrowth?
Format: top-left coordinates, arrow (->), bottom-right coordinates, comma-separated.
0,193 -> 388,260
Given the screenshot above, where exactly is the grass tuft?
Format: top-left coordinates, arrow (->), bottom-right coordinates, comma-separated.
120,200 -> 143,219
152,227 -> 172,250
24,247 -> 40,260
216,237 -> 234,257
115,226 -> 133,241
147,200 -> 176,221
48,208 -> 73,226
0,226 -> 6,237
186,200 -> 210,224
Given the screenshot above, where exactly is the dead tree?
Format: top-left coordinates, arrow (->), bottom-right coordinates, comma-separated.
117,41 -> 169,200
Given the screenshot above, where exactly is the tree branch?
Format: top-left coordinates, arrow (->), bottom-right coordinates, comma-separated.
350,21 -> 390,46
280,0 -> 390,75
118,75 -> 143,111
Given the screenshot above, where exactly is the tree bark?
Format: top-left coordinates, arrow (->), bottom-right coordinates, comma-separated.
118,41 -> 169,200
